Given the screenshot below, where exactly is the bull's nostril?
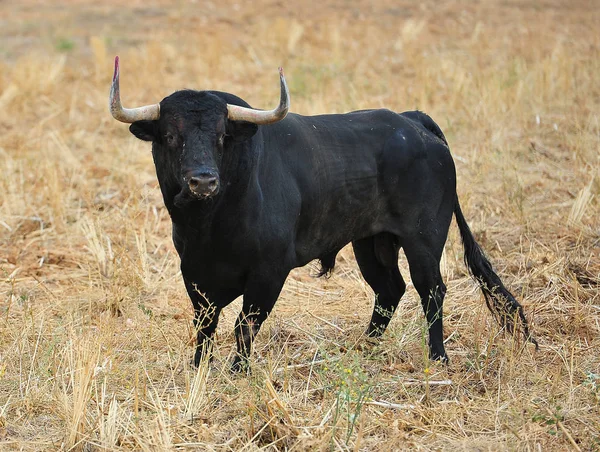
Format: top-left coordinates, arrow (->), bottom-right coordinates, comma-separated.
188,174 -> 219,195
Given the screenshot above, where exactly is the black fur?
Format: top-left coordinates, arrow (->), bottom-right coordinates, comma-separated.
454,200 -> 538,347
125,88 -> 536,370
317,251 -> 338,277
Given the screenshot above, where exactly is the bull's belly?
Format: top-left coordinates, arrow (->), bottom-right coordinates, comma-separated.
293,213 -> 386,267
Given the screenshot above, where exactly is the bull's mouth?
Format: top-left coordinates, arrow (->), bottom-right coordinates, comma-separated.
173,182 -> 219,208
173,190 -> 208,208
190,189 -> 219,200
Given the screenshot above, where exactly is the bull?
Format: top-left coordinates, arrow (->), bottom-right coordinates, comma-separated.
109,57 -> 536,371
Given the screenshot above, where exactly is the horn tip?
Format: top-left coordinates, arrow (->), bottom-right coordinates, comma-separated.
278,66 -> 284,77
113,56 -> 120,82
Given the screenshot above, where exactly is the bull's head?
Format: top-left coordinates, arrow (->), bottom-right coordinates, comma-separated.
109,57 -> 289,203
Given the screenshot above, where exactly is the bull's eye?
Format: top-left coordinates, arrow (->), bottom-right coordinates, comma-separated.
218,134 -> 226,146
164,133 -> 175,146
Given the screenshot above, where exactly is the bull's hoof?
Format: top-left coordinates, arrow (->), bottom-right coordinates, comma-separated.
429,349 -> 449,364
230,356 -> 251,374
192,349 -> 214,368
529,335 -> 540,350
191,357 -> 212,369
354,334 -> 380,352
365,325 -> 387,339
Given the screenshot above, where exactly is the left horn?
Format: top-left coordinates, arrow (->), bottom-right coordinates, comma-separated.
109,56 -> 160,123
226,67 -> 290,125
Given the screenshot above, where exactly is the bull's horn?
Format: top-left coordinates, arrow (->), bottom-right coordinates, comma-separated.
109,56 -> 160,123
226,67 -> 290,125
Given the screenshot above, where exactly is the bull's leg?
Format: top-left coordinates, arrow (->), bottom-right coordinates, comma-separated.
231,274 -> 287,373
402,239 -> 448,362
184,278 -> 236,367
353,234 -> 405,337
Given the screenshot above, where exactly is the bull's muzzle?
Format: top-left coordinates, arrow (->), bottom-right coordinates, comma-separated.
187,171 -> 220,197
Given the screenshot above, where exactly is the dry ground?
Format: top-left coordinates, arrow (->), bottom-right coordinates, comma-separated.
0,0 -> 599,450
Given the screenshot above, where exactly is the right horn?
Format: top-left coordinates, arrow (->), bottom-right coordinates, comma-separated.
226,67 -> 290,125
109,56 -> 160,123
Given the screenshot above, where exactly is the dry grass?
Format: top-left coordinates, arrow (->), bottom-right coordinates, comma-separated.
1,0 -> 599,450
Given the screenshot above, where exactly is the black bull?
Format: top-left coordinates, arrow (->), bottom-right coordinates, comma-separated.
110,59 -> 536,370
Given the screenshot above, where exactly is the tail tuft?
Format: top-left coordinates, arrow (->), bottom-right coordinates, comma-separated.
454,198 -> 537,348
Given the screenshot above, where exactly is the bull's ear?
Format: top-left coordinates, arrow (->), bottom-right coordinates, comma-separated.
227,120 -> 258,143
129,120 -> 157,142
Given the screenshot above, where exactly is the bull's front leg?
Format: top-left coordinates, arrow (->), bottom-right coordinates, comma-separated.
231,272 -> 288,373
184,278 -> 237,367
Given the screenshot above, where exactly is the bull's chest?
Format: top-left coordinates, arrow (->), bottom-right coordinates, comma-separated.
172,223 -> 252,292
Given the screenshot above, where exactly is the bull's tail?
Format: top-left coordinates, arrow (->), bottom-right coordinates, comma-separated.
454,197 -> 538,348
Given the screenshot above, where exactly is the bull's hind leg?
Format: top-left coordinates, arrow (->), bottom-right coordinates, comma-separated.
402,238 -> 448,362
353,233 -> 406,337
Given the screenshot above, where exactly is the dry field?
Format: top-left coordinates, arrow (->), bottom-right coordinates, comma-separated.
1,0 -> 599,450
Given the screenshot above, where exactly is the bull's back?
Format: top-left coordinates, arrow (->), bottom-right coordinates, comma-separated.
258,109 -> 453,265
